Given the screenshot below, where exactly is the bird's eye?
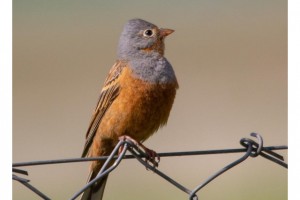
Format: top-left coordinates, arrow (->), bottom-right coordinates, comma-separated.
143,29 -> 154,37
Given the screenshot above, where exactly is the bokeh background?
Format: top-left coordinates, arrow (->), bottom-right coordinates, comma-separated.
13,0 -> 287,199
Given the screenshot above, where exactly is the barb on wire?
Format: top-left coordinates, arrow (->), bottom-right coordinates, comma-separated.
13,133 -> 288,200
240,133 -> 287,168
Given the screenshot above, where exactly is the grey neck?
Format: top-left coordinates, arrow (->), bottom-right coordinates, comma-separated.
125,55 -> 177,84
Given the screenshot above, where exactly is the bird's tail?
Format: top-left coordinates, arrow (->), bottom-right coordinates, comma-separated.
80,169 -> 108,200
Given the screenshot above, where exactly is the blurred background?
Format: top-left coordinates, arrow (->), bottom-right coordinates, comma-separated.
13,0 -> 287,199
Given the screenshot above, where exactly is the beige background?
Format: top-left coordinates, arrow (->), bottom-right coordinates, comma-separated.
13,0 -> 287,199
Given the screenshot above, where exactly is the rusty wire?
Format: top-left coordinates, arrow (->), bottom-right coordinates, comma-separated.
13,133 -> 288,200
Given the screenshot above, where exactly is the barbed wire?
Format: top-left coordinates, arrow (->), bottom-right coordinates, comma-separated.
13,133 -> 288,200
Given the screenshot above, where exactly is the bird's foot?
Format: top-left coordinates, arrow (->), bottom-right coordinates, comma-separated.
118,135 -> 160,168
141,146 -> 160,168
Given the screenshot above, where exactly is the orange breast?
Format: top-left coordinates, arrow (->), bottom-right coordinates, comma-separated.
97,67 -> 178,144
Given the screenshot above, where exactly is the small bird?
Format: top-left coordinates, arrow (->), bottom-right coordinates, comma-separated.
80,18 -> 178,200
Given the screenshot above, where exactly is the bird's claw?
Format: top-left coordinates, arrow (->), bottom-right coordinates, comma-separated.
143,147 -> 160,169
118,135 -> 160,168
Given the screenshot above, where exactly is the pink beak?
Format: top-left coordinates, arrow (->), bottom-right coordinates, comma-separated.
159,28 -> 175,37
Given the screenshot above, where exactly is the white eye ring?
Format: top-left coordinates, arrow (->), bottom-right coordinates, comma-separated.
143,29 -> 155,37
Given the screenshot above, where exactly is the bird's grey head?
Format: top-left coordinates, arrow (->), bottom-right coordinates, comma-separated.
117,19 -> 174,60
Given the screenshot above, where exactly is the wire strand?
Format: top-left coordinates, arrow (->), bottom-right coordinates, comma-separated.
12,145 -> 287,167
13,133 -> 288,200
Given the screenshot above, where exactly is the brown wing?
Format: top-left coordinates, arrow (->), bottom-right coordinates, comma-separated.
81,60 -> 127,157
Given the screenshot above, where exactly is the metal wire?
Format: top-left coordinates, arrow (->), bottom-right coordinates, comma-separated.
12,146 -> 287,168
13,174 -> 51,200
13,133 -> 288,200
70,141 -> 129,200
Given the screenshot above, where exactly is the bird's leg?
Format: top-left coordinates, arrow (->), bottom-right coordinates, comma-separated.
118,135 -> 160,167
117,135 -> 138,155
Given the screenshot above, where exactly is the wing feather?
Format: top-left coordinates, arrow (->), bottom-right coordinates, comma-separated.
81,60 -> 127,157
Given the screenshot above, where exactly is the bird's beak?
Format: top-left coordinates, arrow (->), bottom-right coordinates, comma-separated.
159,28 -> 175,37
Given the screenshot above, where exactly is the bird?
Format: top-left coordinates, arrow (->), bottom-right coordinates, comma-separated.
80,18 -> 178,200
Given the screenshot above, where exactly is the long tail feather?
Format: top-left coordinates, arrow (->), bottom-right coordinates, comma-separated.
80,170 -> 108,200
